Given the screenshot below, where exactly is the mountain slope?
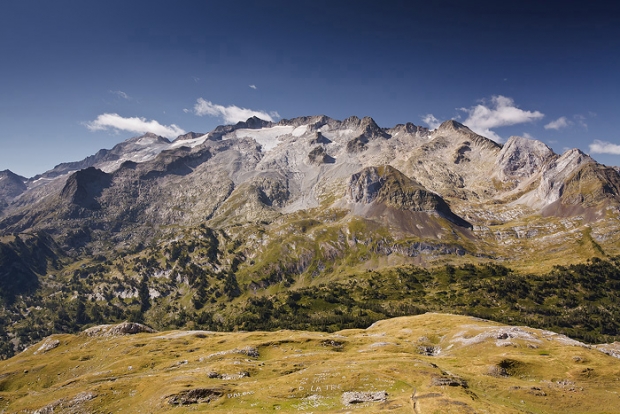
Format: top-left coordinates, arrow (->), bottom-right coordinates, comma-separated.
1,114 -> 620,268
2,313 -> 620,413
345,165 -> 472,232
1,114 -> 620,358
0,170 -> 27,213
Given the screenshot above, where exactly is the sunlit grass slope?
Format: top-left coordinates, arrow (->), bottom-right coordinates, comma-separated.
1,313 -> 620,413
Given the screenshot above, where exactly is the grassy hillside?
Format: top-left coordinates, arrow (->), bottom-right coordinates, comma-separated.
2,314 -> 620,413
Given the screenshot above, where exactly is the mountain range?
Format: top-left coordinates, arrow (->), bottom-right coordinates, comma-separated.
2,115 -> 620,411
0,116 -> 620,353
2,115 -> 619,267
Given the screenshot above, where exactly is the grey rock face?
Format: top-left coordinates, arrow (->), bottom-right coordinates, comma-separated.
341,391 -> 387,405
387,122 -> 428,135
346,165 -> 472,228
1,114 -> 619,259
279,114 -> 331,129
83,322 -> 156,337
308,132 -> 331,146
307,146 -> 334,165
347,167 -> 383,204
60,167 -> 112,210
537,149 -> 593,203
495,136 -> 556,182
0,170 -> 27,210
174,131 -> 205,142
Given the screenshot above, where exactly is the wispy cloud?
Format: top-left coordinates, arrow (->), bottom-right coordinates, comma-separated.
85,113 -> 185,138
109,90 -> 131,100
459,95 -> 544,142
192,98 -> 279,124
575,114 -> 588,129
421,114 -> 441,129
249,84 -> 257,90
589,140 -> 620,155
522,132 -> 535,140
544,116 -> 571,130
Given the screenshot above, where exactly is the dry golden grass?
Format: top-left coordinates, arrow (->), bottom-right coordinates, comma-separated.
2,313 -> 620,413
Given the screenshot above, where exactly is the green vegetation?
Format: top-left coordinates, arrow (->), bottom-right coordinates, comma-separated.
0,232 -> 58,303
2,219 -> 620,361
215,259 -> 620,345
3,313 -> 620,413
2,212 -> 620,362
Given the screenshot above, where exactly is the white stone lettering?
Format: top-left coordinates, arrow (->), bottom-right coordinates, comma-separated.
227,390 -> 255,399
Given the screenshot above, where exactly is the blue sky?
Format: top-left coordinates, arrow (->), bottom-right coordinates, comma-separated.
1,0 -> 619,177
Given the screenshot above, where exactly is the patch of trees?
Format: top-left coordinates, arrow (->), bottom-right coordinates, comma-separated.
5,249 -> 620,360
188,258 -> 620,344
0,233 -> 60,304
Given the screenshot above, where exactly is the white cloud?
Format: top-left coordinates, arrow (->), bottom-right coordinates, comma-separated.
192,98 -> 279,124
85,113 -> 186,138
459,95 -> 544,143
522,132 -> 535,140
249,84 -> 257,90
544,116 -> 571,130
421,114 -> 441,129
575,114 -> 588,129
110,90 -> 130,100
589,140 -> 620,155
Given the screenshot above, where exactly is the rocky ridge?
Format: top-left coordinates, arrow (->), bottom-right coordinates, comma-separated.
1,114 -> 620,410
0,170 -> 27,214
0,115 -> 619,266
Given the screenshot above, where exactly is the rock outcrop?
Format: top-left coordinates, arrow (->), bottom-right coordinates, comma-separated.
60,167 -> 112,210
495,136 -> 556,182
0,170 -> 27,212
1,114 -> 620,266
82,322 -> 156,337
346,165 -> 471,228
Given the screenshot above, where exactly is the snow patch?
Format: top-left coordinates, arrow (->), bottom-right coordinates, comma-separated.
97,134 -> 208,173
135,136 -> 160,146
292,125 -> 308,137
31,176 -> 69,185
170,134 -> 209,149
229,126 -> 295,152
319,127 -> 355,142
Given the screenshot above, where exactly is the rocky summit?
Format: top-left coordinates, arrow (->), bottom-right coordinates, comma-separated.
1,115 -> 620,412
2,116 -> 619,266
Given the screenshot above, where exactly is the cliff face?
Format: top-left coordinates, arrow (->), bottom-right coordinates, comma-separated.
0,170 -> 26,196
346,165 -> 471,228
495,136 -> 556,183
60,167 -> 112,210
